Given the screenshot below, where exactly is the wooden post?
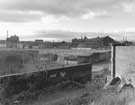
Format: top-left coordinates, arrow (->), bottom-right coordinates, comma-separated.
111,44 -> 116,78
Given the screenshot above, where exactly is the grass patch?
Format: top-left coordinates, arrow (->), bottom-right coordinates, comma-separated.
51,88 -> 135,105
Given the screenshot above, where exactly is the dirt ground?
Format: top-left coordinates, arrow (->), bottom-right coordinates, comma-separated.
13,79 -> 105,105
9,67 -> 108,105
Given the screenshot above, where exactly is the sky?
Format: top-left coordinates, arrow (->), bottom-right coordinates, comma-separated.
0,0 -> 135,41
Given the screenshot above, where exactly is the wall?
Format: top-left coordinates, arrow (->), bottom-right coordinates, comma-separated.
112,46 -> 135,87
0,44 -> 7,48
0,50 -> 39,75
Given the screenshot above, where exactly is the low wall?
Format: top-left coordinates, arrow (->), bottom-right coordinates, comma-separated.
77,51 -> 111,64
0,63 -> 92,96
91,51 -> 111,63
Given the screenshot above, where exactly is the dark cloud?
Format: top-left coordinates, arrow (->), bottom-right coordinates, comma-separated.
0,0 -> 125,17
0,0 -> 133,22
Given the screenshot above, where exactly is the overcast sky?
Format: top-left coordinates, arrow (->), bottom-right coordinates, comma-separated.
0,0 -> 135,41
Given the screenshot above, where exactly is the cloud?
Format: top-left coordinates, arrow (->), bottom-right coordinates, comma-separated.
0,10 -> 43,22
0,0 -> 124,22
0,0 -> 114,15
122,1 -> 135,13
82,11 -> 108,20
35,30 -> 79,41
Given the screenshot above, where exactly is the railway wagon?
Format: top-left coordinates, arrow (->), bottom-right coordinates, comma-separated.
0,63 -> 92,96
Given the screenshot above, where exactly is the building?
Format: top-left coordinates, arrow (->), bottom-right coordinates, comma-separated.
72,36 -> 118,49
77,51 -> 111,64
6,35 -> 19,48
35,40 -> 44,44
51,41 -> 70,49
0,40 -> 7,48
64,55 -> 78,65
0,49 -> 39,75
39,53 -> 57,63
17,43 -> 24,48
19,41 -> 33,49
